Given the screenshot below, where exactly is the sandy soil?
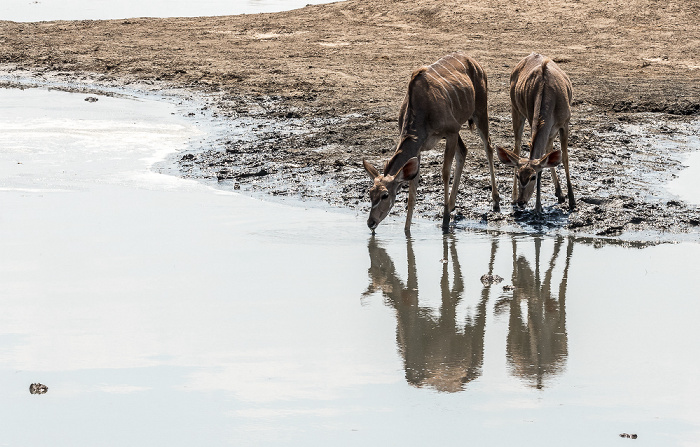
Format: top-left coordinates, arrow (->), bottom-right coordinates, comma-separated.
1,0 -> 699,238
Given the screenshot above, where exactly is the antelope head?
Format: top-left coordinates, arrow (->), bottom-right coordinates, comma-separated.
363,157 -> 419,230
496,147 -> 562,207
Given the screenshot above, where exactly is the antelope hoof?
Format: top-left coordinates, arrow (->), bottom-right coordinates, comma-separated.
493,201 -> 501,213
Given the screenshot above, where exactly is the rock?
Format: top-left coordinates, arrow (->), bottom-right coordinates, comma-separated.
480,274 -> 503,286
29,383 -> 48,394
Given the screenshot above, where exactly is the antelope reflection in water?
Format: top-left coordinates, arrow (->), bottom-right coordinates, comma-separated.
363,235 -> 498,392
498,236 -> 572,389
363,235 -> 573,392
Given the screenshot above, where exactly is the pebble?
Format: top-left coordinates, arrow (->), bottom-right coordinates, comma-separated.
29,383 -> 48,394
480,274 -> 503,286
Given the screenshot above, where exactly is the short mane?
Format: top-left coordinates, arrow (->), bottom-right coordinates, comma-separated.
401,66 -> 429,126
534,58 -> 551,130
388,66 -> 429,175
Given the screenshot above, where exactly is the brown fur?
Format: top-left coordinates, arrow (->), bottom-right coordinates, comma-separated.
497,53 -> 575,212
363,52 -> 501,234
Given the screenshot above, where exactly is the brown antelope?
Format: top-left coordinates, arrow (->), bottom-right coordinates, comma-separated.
496,53 -> 575,213
363,52 -> 501,234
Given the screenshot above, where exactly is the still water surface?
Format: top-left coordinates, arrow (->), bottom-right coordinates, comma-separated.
1,88 -> 699,446
1,0 -> 334,22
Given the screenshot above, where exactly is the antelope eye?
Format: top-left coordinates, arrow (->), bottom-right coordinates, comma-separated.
530,175 -> 537,182
381,192 -> 389,200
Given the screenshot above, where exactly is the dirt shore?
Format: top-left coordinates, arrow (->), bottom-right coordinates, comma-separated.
1,0 -> 699,239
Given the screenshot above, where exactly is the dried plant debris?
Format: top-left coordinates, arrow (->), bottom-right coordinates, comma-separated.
619,433 -> 638,439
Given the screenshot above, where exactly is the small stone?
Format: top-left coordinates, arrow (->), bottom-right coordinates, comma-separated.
480,274 -> 503,286
29,383 -> 48,394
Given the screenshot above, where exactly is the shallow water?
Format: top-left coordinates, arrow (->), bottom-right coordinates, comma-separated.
1,0 -> 334,22
1,87 -> 699,446
668,151 -> 700,205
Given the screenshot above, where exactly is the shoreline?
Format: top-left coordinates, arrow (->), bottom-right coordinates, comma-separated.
1,0 -> 700,240
2,71 -> 698,245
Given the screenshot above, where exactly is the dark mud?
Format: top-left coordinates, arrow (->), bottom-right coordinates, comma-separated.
175,92 -> 700,241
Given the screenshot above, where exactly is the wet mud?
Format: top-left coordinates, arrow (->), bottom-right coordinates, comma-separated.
177,98 -> 700,240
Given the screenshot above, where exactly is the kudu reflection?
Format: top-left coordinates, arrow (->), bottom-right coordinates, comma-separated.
364,235 -> 573,392
498,236 -> 572,389
363,236 -> 498,392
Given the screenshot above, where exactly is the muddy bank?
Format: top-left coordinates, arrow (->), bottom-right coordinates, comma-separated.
1,0 -> 699,239
174,94 -> 700,239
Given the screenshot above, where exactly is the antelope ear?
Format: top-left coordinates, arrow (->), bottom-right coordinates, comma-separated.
538,149 -> 562,168
496,146 -> 520,167
363,159 -> 380,180
396,157 -> 419,182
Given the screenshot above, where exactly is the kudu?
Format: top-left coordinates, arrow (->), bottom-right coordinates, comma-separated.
363,53 -> 500,234
496,53 -> 575,213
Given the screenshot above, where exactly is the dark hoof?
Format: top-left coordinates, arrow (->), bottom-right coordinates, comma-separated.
442,215 -> 451,232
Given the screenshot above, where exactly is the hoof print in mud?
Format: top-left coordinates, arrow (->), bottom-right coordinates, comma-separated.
29,383 -> 48,394
480,274 -> 503,286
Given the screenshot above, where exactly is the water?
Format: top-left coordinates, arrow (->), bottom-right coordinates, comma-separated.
1,87 -> 700,446
668,151 -> 700,205
1,0 -> 335,22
